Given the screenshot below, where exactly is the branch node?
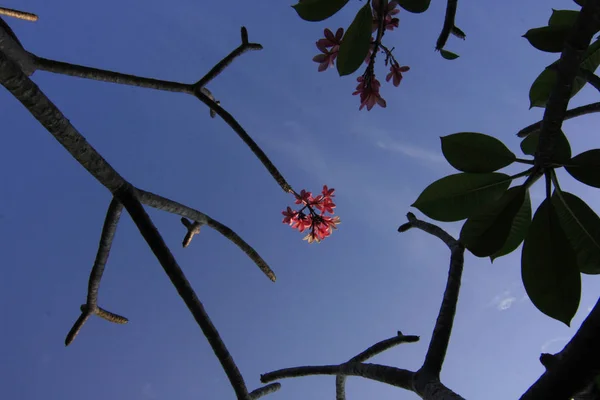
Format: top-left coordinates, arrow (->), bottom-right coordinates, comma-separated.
181,217 -> 203,247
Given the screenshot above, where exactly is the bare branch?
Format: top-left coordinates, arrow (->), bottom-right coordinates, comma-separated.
399,212 -> 464,378
114,183 -> 251,400
34,56 -> 193,93
249,383 -> 281,399
65,310 -> 91,346
31,26 -> 293,194
0,47 -> 126,191
0,7 -> 38,22
194,26 -> 262,89
517,102 -> 600,138
65,303 -> 129,346
436,0 -> 458,51
137,189 -> 276,282
261,363 -> 414,390
193,89 -> 293,194
65,198 -> 127,345
336,332 -> 419,400
180,217 -> 203,248
86,198 -> 123,307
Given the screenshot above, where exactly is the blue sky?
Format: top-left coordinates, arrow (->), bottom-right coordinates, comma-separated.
1,0 -> 600,399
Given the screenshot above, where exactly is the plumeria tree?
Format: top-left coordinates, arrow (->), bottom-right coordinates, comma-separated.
3,0 -> 600,399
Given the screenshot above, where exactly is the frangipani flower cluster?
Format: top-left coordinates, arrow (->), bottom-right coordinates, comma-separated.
311,0 -> 410,111
282,186 -> 340,243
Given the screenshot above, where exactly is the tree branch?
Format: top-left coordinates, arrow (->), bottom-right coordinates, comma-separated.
398,212 -> 464,379
249,383 -> 281,399
535,0 -> 600,167
31,27 -> 293,194
261,363 -> 414,390
181,217 -> 203,248
65,198 -> 128,346
517,102 -> 600,138
436,0 -> 458,51
195,26 -> 262,88
336,331 -> 419,400
114,183 -> 252,400
0,22 -> 274,399
136,188 -> 276,282
0,7 -> 38,22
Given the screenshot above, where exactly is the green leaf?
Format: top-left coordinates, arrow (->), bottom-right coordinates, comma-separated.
291,0 -> 350,22
530,38 -> 600,108
548,9 -> 579,28
565,149 -> 600,188
553,191 -> 600,274
441,132 -> 516,173
519,129 -> 571,163
337,3 -> 373,76
491,190 -> 532,262
529,68 -> 558,109
460,186 -> 527,257
522,198 -> 580,326
440,49 -> 459,60
412,173 -> 512,222
397,0 -> 431,13
523,26 -> 571,53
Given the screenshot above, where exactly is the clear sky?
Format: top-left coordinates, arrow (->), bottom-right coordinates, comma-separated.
1,0 -> 600,399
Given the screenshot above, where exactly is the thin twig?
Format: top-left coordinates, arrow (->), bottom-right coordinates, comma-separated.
195,26 -> 262,88
261,363 -> 414,390
336,332 -> 419,400
399,212 -> 464,381
249,383 -> 281,399
193,89 -> 293,194
578,68 -> 600,92
65,198 -> 127,345
436,0 -> 458,51
181,217 -> 203,248
86,198 -> 123,307
0,7 -> 38,22
136,189 -> 276,282
114,183 -> 252,400
517,102 -> 600,138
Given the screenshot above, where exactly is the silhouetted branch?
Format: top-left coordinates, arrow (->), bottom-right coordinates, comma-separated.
249,383 -> 281,399
578,68 -> 600,92
436,0 -> 458,51
336,331 -> 419,400
399,212 -> 464,380
534,0 -> 600,167
261,363 -> 414,390
136,189 -> 276,282
521,294 -> 600,400
114,183 -> 252,400
0,7 -> 37,22
65,198 -> 127,345
517,102 -> 600,138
